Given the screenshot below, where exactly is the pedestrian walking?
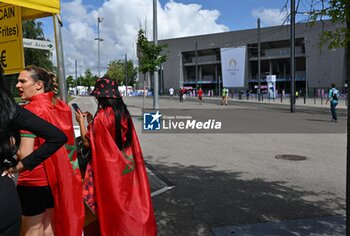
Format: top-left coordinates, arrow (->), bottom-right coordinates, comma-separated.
75,77 -> 157,236
0,66 -> 68,236
169,87 -> 174,100
326,83 -> 339,122
197,87 -> 203,105
15,65 -> 84,236
221,88 -> 228,105
179,87 -> 185,103
246,89 -> 250,100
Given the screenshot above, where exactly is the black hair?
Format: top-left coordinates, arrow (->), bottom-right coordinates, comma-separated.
96,97 -> 132,151
0,67 -> 19,169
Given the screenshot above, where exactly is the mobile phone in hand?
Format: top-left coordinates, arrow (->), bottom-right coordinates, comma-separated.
71,103 -> 81,112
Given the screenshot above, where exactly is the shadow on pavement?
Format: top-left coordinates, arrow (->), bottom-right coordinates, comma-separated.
146,159 -> 345,236
212,215 -> 345,236
306,119 -> 336,123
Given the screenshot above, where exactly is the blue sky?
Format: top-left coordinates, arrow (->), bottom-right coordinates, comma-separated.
39,0 -> 315,76
76,0 -> 292,30
159,0 -> 288,30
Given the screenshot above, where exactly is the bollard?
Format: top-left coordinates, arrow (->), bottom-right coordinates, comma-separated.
345,94 -> 348,107
314,88 -> 316,104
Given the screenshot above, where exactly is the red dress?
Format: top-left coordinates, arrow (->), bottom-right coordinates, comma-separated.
18,92 -> 84,236
83,107 -> 157,236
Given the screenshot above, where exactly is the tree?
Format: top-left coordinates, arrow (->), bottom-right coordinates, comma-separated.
106,59 -> 138,86
66,75 -> 75,88
137,29 -> 167,74
80,69 -> 97,93
22,20 -> 55,71
286,0 -> 349,234
137,29 -> 167,96
75,75 -> 84,87
105,60 -> 124,82
6,20 -> 55,97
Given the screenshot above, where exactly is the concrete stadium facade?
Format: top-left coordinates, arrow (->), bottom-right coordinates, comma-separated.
146,21 -> 346,96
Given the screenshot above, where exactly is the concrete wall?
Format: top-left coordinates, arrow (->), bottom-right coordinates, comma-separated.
303,22 -> 345,88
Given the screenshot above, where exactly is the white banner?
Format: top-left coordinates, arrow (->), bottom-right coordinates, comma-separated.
220,47 -> 246,87
266,75 -> 276,98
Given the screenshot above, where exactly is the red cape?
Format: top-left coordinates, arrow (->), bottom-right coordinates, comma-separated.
24,92 -> 84,236
83,107 -> 157,236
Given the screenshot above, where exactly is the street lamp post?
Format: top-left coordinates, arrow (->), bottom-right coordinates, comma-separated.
153,0 -> 159,109
125,53 -> 128,96
257,18 -> 261,101
290,0 -> 296,113
195,40 -> 198,88
95,17 -> 104,77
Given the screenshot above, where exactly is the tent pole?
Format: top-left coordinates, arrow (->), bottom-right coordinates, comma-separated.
53,14 -> 67,102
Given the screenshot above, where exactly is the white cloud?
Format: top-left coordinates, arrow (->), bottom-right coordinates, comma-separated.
251,8 -> 288,27
159,1 -> 228,39
58,0 -> 229,77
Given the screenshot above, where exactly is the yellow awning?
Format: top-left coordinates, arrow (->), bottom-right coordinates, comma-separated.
0,0 -> 60,19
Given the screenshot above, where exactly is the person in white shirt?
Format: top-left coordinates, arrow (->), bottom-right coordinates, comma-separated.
169,87 -> 174,100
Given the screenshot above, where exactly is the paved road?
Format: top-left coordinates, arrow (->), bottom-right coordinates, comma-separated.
70,96 -> 346,236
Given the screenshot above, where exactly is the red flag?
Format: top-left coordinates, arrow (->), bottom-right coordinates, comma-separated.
83,107 -> 157,236
24,92 -> 84,236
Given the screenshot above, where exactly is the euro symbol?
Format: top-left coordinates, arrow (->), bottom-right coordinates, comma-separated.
1,50 -> 7,68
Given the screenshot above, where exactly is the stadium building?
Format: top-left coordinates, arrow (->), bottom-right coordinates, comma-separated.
143,20 -> 346,96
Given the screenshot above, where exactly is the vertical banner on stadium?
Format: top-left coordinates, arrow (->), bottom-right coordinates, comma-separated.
266,75 -> 276,98
220,47 -> 246,87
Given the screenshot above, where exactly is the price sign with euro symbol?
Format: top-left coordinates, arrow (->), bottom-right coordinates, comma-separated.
1,50 -> 7,67
0,4 -> 24,75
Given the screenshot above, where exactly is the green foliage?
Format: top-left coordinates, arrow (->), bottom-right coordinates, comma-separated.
22,20 -> 55,71
306,0 -> 350,49
76,75 -> 84,86
106,59 -> 138,86
105,60 -> 124,82
81,69 -> 97,87
137,29 -> 167,74
66,75 -> 76,87
6,20 -> 55,96
70,71 -> 97,90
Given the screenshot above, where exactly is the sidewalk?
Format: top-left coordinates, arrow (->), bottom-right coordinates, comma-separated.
123,96 -> 346,236
123,95 -> 347,119
182,95 -> 348,109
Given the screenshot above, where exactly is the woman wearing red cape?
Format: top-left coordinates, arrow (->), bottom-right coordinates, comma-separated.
16,66 -> 84,236
76,77 -> 157,236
